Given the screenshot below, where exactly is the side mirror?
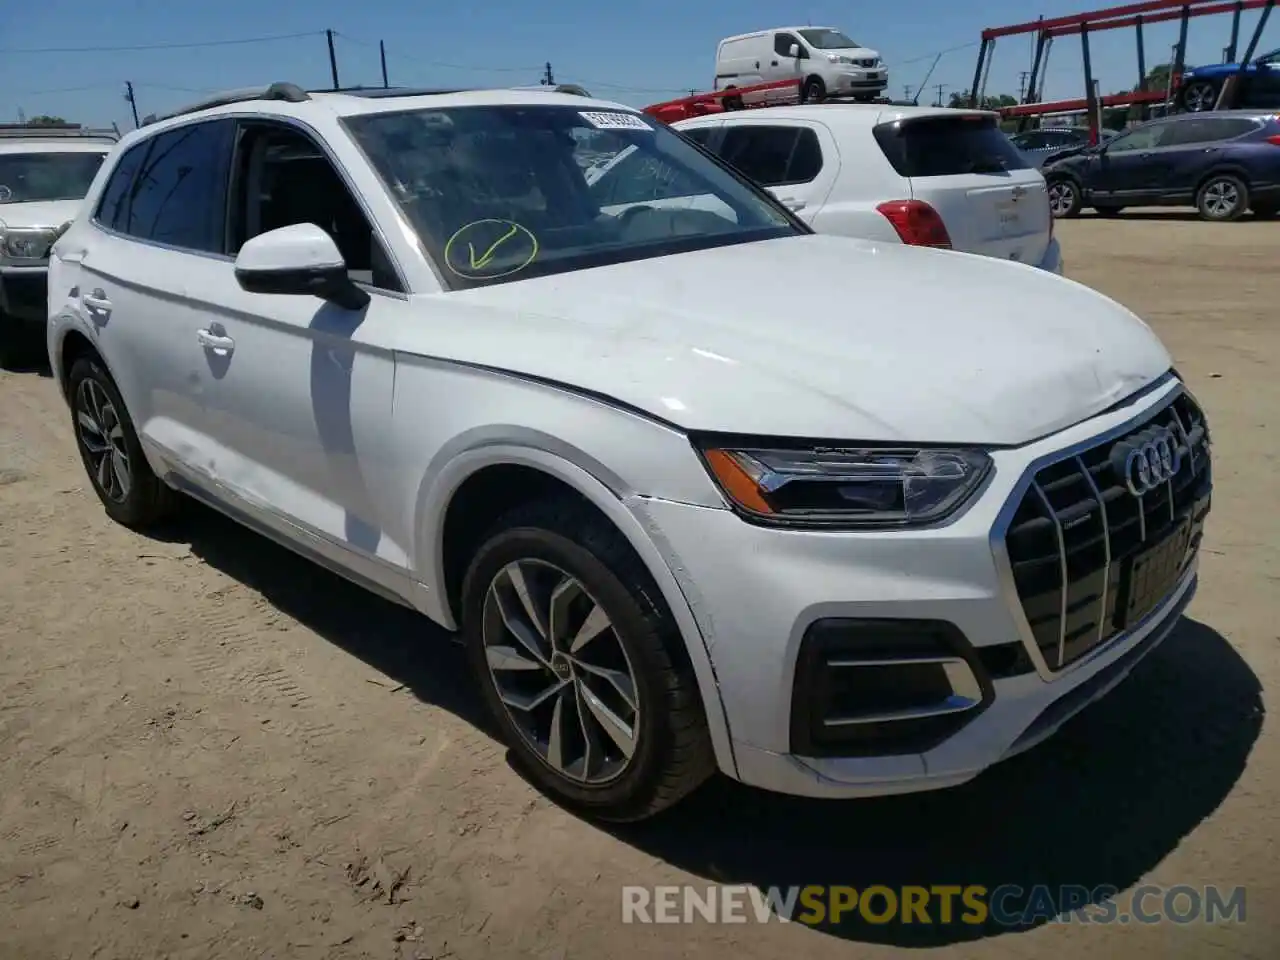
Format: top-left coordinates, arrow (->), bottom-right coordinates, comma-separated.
788,43 -> 801,59
233,223 -> 370,311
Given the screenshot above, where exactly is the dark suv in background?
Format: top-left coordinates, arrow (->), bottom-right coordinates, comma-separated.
1042,110 -> 1280,221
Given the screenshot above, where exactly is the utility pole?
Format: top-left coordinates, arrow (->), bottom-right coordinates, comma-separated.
124,81 -> 139,128
326,29 -> 340,90
541,62 -> 555,85
1017,70 -> 1030,100
934,83 -> 948,107
380,40 -> 389,88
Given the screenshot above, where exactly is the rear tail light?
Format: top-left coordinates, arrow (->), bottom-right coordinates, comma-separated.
1265,134 -> 1280,146
875,200 -> 952,248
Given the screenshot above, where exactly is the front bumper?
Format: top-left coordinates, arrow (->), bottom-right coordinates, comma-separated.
630,375 -> 1208,799
832,72 -> 888,93
0,265 -> 49,324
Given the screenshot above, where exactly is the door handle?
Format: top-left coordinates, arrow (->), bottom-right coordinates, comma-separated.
82,288 -> 112,312
196,328 -> 235,355
771,59 -> 779,66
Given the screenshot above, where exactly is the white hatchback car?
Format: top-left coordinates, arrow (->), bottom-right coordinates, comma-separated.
666,105 -> 1063,272
49,84 -> 1210,821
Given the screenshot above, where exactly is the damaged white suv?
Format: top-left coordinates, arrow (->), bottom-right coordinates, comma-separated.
48,83 -> 1211,821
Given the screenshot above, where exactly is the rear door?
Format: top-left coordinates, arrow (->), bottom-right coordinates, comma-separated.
74,119 -> 237,470
710,120 -> 838,216
872,113 -> 1051,265
1157,115 -> 1266,200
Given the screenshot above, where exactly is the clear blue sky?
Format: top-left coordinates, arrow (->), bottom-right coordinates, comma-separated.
3,0 -> 1276,128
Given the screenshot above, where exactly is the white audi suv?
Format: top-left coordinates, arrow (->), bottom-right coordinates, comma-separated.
47,84 -> 1211,821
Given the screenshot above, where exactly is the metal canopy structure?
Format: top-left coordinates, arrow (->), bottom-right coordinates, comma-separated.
969,0 -> 1277,136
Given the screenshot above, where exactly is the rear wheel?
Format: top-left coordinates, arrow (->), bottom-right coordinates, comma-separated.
1180,79 -> 1220,113
1047,178 -> 1082,218
68,355 -> 177,528
1196,174 -> 1249,221
722,87 -> 743,111
460,498 -> 715,822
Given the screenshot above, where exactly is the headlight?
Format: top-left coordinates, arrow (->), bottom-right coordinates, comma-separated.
827,54 -> 841,63
696,442 -> 992,528
3,228 -> 55,260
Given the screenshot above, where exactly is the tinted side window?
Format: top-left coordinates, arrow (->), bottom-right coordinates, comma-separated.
1106,123 -> 1172,151
1168,117 -> 1258,145
681,127 -> 714,147
124,120 -> 235,252
717,126 -> 824,186
95,141 -> 150,233
774,33 -> 800,58
1012,132 -> 1047,149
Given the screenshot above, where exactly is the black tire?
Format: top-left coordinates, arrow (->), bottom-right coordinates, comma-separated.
1047,177 -> 1083,218
722,88 -> 743,111
802,77 -> 826,104
1251,203 -> 1279,219
1093,205 -> 1124,217
460,497 -> 715,822
1180,79 -> 1220,113
1196,174 -> 1249,222
67,355 -> 177,528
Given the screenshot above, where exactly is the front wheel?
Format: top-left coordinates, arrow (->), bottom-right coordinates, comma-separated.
461,499 -> 715,822
802,77 -> 826,104
68,355 -> 176,528
1196,174 -> 1249,221
1047,178 -> 1082,218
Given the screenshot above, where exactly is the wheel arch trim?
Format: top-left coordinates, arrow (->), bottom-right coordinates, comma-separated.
413,438 -> 740,779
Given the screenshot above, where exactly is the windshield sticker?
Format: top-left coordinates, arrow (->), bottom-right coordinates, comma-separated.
443,219 -> 539,280
579,111 -> 652,131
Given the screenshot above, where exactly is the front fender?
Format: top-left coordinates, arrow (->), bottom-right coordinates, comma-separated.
412,440 -> 739,779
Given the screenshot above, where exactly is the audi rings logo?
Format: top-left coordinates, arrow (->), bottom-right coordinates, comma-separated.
1113,427 -> 1182,497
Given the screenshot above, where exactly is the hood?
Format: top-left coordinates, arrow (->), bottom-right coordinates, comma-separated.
404,234 -> 1170,446
0,198 -> 83,230
830,46 -> 880,60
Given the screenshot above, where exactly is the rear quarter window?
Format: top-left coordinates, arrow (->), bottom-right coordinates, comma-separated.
873,115 -> 1030,177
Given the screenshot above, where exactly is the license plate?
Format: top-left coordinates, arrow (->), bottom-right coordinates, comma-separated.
1117,519 -> 1192,629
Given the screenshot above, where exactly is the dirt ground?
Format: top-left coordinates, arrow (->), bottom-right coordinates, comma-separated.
2,212 -> 1277,960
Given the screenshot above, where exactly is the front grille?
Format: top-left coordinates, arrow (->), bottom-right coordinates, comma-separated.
856,58 -> 878,68
1002,389 -> 1212,673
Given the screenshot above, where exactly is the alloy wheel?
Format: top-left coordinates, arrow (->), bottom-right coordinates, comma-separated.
481,559 -> 640,784
1183,81 -> 1217,112
1202,179 -> 1240,218
75,378 -> 132,502
1048,181 -> 1075,216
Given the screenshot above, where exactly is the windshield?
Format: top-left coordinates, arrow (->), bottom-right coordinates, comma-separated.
343,104 -> 797,289
0,151 -> 106,204
798,29 -> 860,49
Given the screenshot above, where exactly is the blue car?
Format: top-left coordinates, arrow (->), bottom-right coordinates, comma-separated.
1178,47 -> 1280,112
1042,109 -> 1280,221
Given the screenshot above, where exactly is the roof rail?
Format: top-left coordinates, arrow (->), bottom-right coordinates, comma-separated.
140,82 -> 310,126
0,124 -> 120,141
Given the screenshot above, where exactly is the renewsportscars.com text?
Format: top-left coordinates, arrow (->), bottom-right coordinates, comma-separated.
621,884 -> 1247,926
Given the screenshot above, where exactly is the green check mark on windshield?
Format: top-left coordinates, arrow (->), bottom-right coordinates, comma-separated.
468,223 -> 520,270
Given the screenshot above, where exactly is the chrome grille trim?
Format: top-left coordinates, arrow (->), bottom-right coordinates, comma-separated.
990,381 -> 1212,681
1075,454 -> 1111,652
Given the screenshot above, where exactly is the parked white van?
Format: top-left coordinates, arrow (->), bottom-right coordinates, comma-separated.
714,27 -> 887,106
